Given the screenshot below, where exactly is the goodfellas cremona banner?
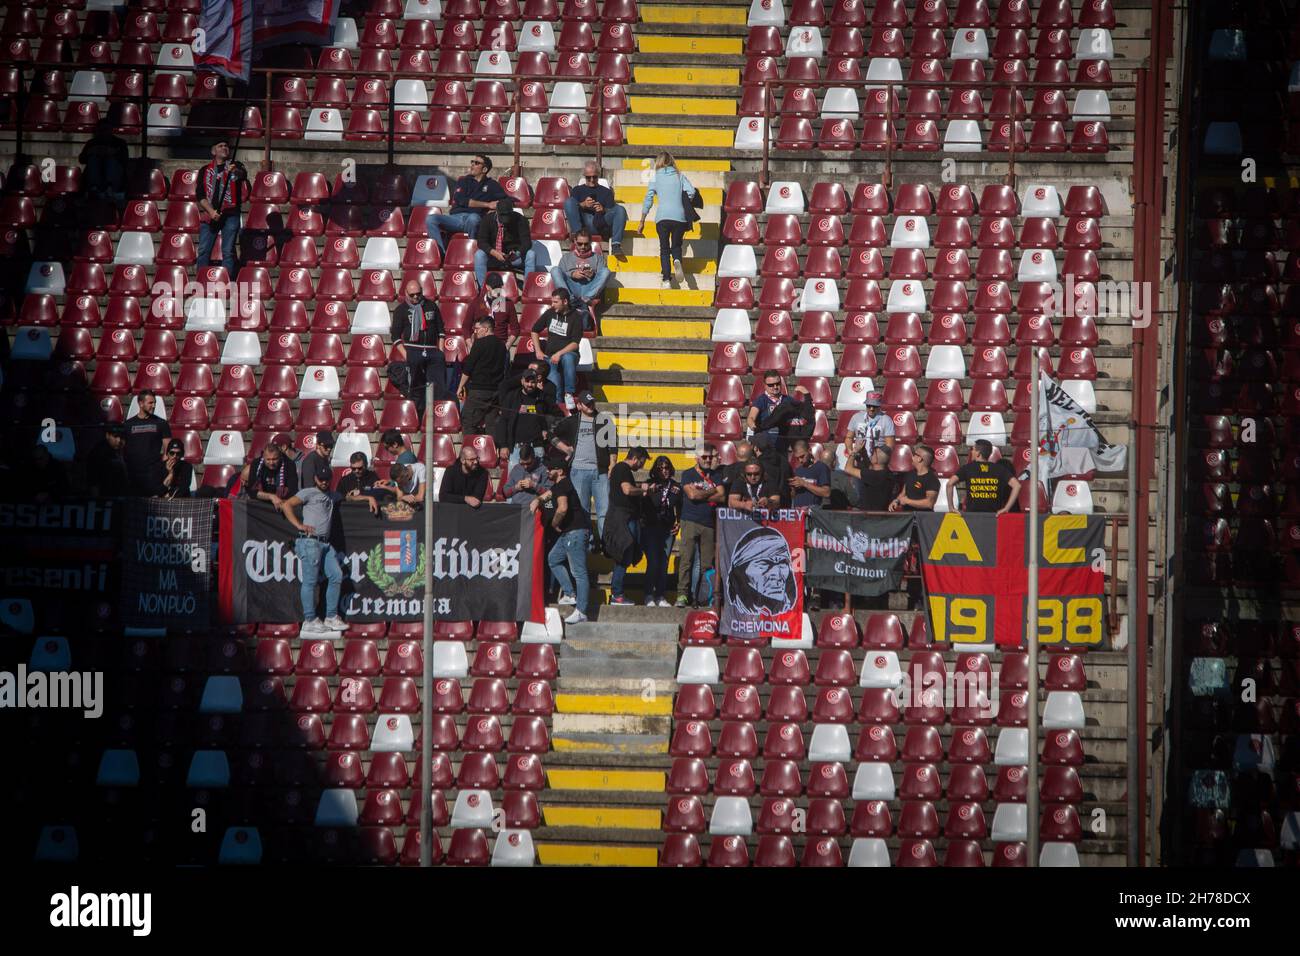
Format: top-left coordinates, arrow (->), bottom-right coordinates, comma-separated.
805,511 -> 914,598
916,513 -> 1107,648
219,501 -> 545,624
717,508 -> 805,641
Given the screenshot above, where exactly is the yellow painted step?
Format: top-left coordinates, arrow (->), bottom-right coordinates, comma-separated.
611,287 -> 714,307
637,35 -> 743,55
556,693 -> 673,716
597,384 -> 704,405
537,844 -> 658,866
633,66 -> 739,86
552,736 -> 669,754
641,4 -> 747,25
609,255 -> 715,275
547,769 -> 666,792
626,124 -> 734,148
620,158 -> 731,172
630,95 -> 736,116
599,317 -> 712,338
613,415 -> 701,439
636,220 -> 716,240
615,185 -> 724,206
542,806 -> 663,830
596,350 -> 707,372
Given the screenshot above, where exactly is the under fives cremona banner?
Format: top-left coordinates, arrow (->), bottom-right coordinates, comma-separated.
916,513 -> 1107,648
219,501 -> 545,624
717,508 -> 805,641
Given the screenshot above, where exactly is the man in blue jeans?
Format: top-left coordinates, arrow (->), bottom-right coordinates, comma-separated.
427,154 -> 506,254
563,161 -> 627,256
551,389 -> 615,539
537,454 -> 590,624
530,289 -> 584,409
195,140 -> 247,276
552,229 -> 611,321
473,197 -> 536,288
277,469 -> 379,634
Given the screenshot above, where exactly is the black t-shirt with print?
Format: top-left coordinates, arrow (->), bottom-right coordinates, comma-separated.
954,459 -> 1015,512
608,461 -> 638,511
897,469 -> 940,511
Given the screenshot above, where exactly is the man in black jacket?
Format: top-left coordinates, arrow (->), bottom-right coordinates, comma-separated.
473,197 -> 536,287
496,369 -> 561,471
390,278 -> 446,417
457,315 -> 508,436
440,446 -> 489,508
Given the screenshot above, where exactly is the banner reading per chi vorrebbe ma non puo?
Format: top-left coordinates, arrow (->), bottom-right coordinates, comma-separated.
717,508 -> 805,641
219,500 -> 545,624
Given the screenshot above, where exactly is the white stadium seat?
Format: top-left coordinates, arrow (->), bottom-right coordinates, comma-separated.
795,343 -> 835,377
943,120 -> 983,152
372,714 -> 414,752
432,642 -> 469,678
69,70 -> 108,102
925,345 -> 966,379
505,112 -> 544,146
491,830 -> 536,867
1052,480 -> 1095,515
203,430 -> 246,466
890,215 -> 930,248
708,797 -> 753,836
836,377 -> 874,410
184,297 -> 226,331
1021,184 -> 1062,217
858,651 -> 901,688
733,117 -> 771,151
360,237 -> 401,270
717,245 -> 758,278
965,411 -> 1008,446
221,331 -> 262,365
711,309 -> 752,343
300,365 -> 341,400
764,181 -> 805,215
411,174 -> 450,208
351,301 -> 391,335
306,108 -> 345,141
331,18 -> 359,49
677,647 -> 720,684
747,0 -> 785,27
886,280 -> 926,312
314,789 -> 359,827
331,431 -> 372,468
393,80 -> 430,111
799,279 -> 840,311
852,763 -> 896,800
114,231 -> 156,265
146,103 -> 183,136
12,327 -> 53,361
951,28 -> 990,60
451,790 -> 494,828
518,21 -> 557,53
26,261 -> 65,294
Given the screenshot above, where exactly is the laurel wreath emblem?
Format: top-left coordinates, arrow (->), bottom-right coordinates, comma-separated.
366,543 -> 426,596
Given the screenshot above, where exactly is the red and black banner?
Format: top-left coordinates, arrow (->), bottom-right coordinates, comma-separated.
219,500 -> 545,624
916,513 -> 1107,648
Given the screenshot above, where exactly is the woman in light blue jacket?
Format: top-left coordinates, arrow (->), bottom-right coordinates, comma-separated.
638,152 -> 697,289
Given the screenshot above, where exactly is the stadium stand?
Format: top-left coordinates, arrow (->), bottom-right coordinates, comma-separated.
0,0 -> 1196,870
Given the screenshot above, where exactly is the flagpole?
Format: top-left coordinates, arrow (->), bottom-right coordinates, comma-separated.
420,381 -> 434,867
1126,419 -> 1140,865
1027,347 -> 1041,867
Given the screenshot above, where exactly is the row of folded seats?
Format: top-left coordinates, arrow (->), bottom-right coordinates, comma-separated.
746,0 -> 1116,30
663,610 -> 1087,866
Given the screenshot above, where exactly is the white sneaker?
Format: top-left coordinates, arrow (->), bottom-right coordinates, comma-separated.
674,258 -> 686,283
660,278 -> 671,289
644,596 -> 657,607
564,394 -> 576,411
321,615 -> 348,631
557,593 -> 577,606
564,609 -> 588,624
301,618 -> 326,634
656,598 -> 671,608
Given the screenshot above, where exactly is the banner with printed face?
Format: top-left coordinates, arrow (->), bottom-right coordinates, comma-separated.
805,511 -> 913,597
916,513 -> 1107,648
717,508 -> 805,641
219,501 -> 544,624
120,499 -> 212,629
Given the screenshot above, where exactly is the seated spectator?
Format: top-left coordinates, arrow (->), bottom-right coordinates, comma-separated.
337,452 -> 379,498
157,439 -> 194,498
890,445 -> 939,512
564,160 -> 627,255
79,119 -> 129,202
845,390 -> 895,457
427,154 -> 505,254
503,443 -> 551,504
530,289 -> 584,410
474,272 -> 521,364
244,442 -> 299,503
501,357 -> 559,406
552,229 -> 611,323
440,446 -> 489,508
86,423 -> 129,498
473,198 -> 537,288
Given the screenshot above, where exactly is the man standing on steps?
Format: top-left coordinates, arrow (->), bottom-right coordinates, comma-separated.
551,389 -> 616,539
676,443 -> 726,608
564,160 -> 627,257
458,315 -> 508,436
427,154 -> 505,254
603,445 -> 649,606
539,452 -> 591,625
123,389 -> 171,496
390,278 -> 446,418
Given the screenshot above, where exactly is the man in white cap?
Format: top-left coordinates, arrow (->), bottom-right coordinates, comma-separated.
845,390 -> 895,460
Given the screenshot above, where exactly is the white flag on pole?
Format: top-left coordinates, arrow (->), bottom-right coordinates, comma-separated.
1036,374 -> 1127,482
